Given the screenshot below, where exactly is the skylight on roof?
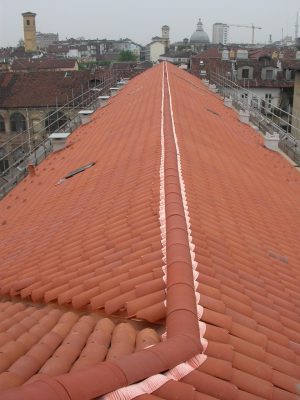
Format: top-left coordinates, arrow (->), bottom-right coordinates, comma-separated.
57,162 -> 95,184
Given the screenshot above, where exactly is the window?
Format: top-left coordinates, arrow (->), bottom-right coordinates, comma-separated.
251,96 -> 259,109
27,20 -> 30,25
238,66 -> 253,80
12,148 -> 25,162
10,112 -> 26,132
287,70 -> 296,81
89,79 -> 101,87
0,115 -> 5,132
63,162 -> 95,180
0,148 -> 9,173
242,68 -> 249,79
265,93 -> 272,109
45,111 -> 67,133
241,93 -> 248,99
265,69 -> 274,80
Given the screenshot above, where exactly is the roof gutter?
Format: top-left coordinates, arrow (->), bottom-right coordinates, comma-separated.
1,62 -> 202,400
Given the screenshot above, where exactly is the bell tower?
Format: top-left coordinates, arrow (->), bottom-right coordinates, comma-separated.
161,25 -> 170,49
22,12 -> 37,52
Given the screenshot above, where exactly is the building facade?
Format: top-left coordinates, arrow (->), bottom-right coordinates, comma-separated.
145,41 -> 165,63
36,32 -> 59,50
48,39 -> 142,61
191,47 -> 296,131
212,23 -> 229,45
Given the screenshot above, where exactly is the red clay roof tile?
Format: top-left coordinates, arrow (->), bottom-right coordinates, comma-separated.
0,63 -> 300,399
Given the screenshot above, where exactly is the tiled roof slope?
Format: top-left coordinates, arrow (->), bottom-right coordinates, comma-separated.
103,64 -> 300,400
0,70 -> 105,108
0,63 -> 300,399
0,66 -> 165,320
11,58 -> 78,72
0,301 -> 160,391
162,64 -> 300,399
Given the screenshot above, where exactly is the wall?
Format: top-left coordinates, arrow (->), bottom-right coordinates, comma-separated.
150,42 -> 165,63
0,106 -> 79,172
36,33 -> 59,50
225,87 -> 281,110
292,71 -> 300,139
0,107 -> 77,146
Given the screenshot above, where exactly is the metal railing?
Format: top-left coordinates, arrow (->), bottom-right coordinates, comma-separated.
0,69 -> 132,198
208,71 -> 300,164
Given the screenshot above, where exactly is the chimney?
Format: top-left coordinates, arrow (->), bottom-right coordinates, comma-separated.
222,50 -> 229,60
224,97 -> 232,108
236,50 -> 248,60
49,132 -> 71,152
78,110 -> 94,125
117,80 -> 126,88
264,132 -> 280,151
110,87 -> 120,97
239,109 -> 250,124
28,164 -> 36,177
98,95 -> 110,108
209,84 -> 218,93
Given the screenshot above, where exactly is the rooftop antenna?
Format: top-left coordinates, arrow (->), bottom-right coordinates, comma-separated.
296,11 -> 299,39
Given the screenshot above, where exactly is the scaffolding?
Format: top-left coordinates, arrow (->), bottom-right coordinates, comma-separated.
209,71 -> 300,164
0,69 -> 131,199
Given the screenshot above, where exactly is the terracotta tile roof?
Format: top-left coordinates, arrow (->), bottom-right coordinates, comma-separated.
48,44 -> 70,54
0,63 -> 300,399
191,47 -> 221,59
11,59 -> 78,72
0,301 -> 160,391
248,48 -> 297,61
0,70 -> 106,108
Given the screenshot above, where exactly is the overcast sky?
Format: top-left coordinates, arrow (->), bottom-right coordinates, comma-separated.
0,0 -> 299,47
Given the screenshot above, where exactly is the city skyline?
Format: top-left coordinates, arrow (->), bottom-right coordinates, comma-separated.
0,0 -> 299,48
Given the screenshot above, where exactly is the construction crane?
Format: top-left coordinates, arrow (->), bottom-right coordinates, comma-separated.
229,24 -> 262,44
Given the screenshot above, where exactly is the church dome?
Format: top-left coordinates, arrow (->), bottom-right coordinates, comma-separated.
190,19 -> 210,44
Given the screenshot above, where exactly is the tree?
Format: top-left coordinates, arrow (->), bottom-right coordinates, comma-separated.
17,38 -> 24,48
118,50 -> 137,62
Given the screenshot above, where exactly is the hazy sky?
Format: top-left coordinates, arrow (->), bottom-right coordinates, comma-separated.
0,0 -> 299,47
